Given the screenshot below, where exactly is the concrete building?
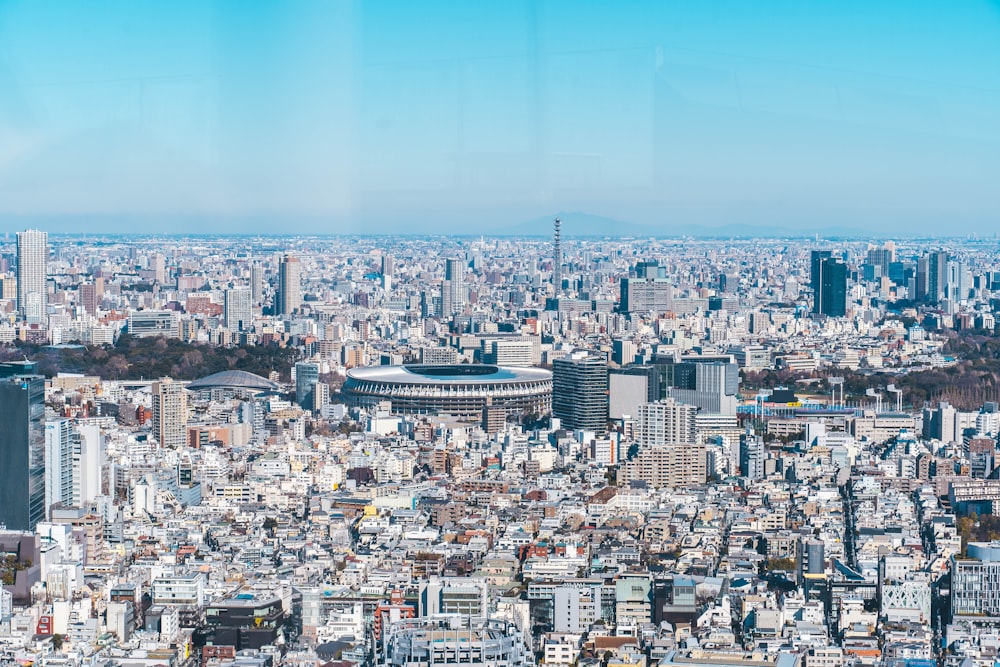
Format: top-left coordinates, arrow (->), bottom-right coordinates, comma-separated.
152,378 -> 188,449
553,353 -> 608,435
16,229 -> 48,325
278,254 -> 302,316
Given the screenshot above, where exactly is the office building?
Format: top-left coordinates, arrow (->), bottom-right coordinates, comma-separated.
295,362 -> 321,410
224,285 -> 253,332
203,594 -> 284,651
620,262 -> 672,314
916,251 -> 948,303
481,339 -> 535,366
16,229 -> 48,325
278,254 -> 302,316
0,373 -> 46,531
609,366 -> 658,421
811,251 -> 847,317
152,378 -> 188,449
127,310 -> 180,339
654,355 -> 739,416
553,353 -> 608,435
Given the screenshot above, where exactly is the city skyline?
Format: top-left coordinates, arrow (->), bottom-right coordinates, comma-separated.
0,1 -> 998,235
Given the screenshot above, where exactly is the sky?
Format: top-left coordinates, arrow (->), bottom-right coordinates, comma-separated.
0,0 -> 998,236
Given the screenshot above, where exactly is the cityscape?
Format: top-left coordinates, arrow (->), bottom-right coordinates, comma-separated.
2,2 -> 1000,667
1,230 -> 1000,667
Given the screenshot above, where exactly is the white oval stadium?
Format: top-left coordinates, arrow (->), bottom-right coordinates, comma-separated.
342,364 -> 552,419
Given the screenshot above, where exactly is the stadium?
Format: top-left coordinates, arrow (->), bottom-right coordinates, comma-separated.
342,364 -> 552,420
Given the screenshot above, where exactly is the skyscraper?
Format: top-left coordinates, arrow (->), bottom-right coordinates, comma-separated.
16,229 -> 48,325
152,378 -> 188,449
295,362 -> 321,411
0,372 -> 45,531
278,254 -> 302,316
224,286 -> 253,332
811,251 -> 847,317
809,250 -> 831,313
250,262 -> 264,306
443,258 -> 464,315
553,353 -> 608,435
916,251 -> 948,303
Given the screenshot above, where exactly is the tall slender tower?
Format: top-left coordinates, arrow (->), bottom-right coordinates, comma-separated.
250,262 -> 264,306
552,218 -> 562,295
444,258 -> 464,314
16,229 -> 48,325
278,255 -> 302,316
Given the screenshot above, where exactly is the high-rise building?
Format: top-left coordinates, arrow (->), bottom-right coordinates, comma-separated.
810,250 -> 831,301
916,251 -> 948,303
635,398 -> 698,447
0,372 -> 46,531
653,355 -> 740,416
45,420 -> 75,516
947,259 -> 971,302
79,283 -> 99,316
16,229 -> 48,325
553,353 -> 608,435
150,253 -> 166,283
75,423 -> 105,506
443,258 -> 464,315
811,251 -> 847,317
250,262 -> 264,306
277,255 -> 302,316
224,286 -> 253,332
295,362 -> 321,410
152,379 -> 188,449
620,261 -> 672,315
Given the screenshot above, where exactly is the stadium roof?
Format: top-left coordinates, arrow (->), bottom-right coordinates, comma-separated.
188,370 -> 279,392
346,364 -> 550,385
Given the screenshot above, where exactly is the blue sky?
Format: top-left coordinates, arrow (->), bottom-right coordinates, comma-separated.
0,0 -> 998,235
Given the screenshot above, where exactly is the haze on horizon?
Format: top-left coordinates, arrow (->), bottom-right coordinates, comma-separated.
0,0 -> 998,236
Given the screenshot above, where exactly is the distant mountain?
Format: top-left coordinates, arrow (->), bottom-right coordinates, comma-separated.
510,211 -> 653,237
508,213 -> 880,239
675,222 -> 884,239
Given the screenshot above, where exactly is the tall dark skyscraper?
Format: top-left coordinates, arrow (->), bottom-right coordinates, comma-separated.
553,353 -> 609,435
0,369 -> 46,531
809,250 -> 832,308
811,250 -> 847,317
